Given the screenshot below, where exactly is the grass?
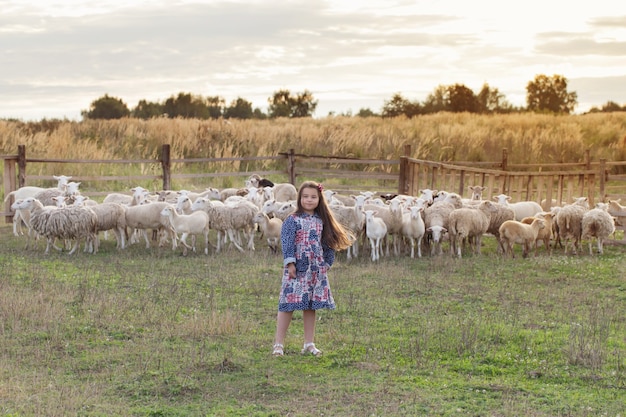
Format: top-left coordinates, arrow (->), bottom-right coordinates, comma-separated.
0,225 -> 625,416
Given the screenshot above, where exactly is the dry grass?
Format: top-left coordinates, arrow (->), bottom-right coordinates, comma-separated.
2,113 -> 625,164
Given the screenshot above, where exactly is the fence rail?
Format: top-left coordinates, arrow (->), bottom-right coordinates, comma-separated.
4,145 -> 626,224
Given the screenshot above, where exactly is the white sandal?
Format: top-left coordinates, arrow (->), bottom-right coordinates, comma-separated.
272,343 -> 284,356
301,342 -> 322,356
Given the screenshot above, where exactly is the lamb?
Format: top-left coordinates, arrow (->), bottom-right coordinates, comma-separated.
484,202 -> 516,254
424,192 -> 464,256
448,200 -> 498,258
10,199 -> 36,247
14,197 -> 97,255
364,210 -> 387,261
467,185 -> 486,201
581,203 -> 615,255
555,197 -> 589,255
124,201 -> 173,249
521,211 -> 555,256
253,211 -> 283,253
364,197 -> 404,256
401,205 -> 425,258
160,205 -> 210,255
499,218 -> 546,258
492,194 -> 543,221
10,199 -> 32,237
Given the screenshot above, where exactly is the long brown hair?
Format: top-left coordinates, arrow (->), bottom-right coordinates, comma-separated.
295,181 -> 353,251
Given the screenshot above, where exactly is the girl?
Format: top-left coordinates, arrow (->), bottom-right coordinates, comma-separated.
272,181 -> 352,356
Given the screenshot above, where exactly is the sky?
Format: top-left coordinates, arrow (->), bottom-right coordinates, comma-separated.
1,0 -> 626,121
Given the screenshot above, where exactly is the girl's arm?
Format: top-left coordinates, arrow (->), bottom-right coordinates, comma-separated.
281,215 -> 297,266
322,242 -> 335,267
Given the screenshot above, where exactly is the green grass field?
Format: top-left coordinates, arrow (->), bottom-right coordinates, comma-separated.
1,225 -> 625,416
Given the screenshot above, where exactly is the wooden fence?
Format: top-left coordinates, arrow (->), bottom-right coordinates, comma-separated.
3,144 -> 626,223
399,146 -> 626,210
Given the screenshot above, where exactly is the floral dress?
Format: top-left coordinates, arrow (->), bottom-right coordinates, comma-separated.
278,212 -> 336,312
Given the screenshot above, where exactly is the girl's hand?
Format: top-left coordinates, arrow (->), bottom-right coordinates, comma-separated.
287,263 -> 296,279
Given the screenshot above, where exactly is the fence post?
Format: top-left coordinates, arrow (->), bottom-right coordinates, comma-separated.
501,148 -> 508,171
18,145 -> 26,188
161,144 -> 171,191
599,158 -> 606,201
287,148 -> 296,185
398,144 -> 411,194
3,156 -> 17,223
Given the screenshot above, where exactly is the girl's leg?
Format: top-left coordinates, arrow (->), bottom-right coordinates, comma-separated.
303,309 -> 316,344
274,311 -> 294,346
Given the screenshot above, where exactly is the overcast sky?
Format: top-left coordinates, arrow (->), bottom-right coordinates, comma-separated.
1,0 -> 625,120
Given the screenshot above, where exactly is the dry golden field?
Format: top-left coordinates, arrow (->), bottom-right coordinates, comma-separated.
1,112 -> 625,164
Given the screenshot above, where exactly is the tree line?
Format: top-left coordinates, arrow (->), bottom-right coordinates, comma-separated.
81,74 -> 626,120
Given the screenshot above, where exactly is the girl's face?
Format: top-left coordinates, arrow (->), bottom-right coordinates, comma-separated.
300,187 -> 320,214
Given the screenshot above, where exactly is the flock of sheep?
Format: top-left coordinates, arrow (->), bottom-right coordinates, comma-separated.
3,175 -> 625,259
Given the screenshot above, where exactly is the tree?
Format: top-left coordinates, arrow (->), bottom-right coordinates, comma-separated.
475,83 -> 518,114
82,94 -> 130,120
291,90 -> 318,118
267,89 -> 318,118
422,85 -> 448,114
132,99 -> 164,119
587,101 -> 626,113
224,97 -> 253,119
356,108 -> 378,118
447,84 -> 479,113
206,96 -> 225,119
526,74 -> 577,114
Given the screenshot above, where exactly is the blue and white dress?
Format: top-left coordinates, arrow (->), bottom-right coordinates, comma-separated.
278,212 -> 336,312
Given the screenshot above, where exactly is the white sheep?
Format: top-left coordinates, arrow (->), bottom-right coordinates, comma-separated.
401,205 -> 425,258
424,192 -> 464,256
555,197 -> 589,255
499,217 -> 546,258
581,203 -> 615,255
330,194 -> 368,259
3,175 -> 71,205
270,183 -> 297,202
484,202 -> 516,254
31,180 -> 81,207
492,194 -> 543,221
274,201 -> 297,221
15,197 -> 97,255
191,197 -> 258,252
205,187 -> 248,202
124,201 -> 173,249
253,211 -> 283,253
364,210 -> 387,262
323,189 -> 357,207
521,211 -> 555,256
160,205 -> 210,255
10,199 -> 36,247
76,201 -> 128,250
467,185 -> 486,202
364,197 -> 403,256
607,200 -> 626,239
103,186 -> 149,206
448,200 -> 498,258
